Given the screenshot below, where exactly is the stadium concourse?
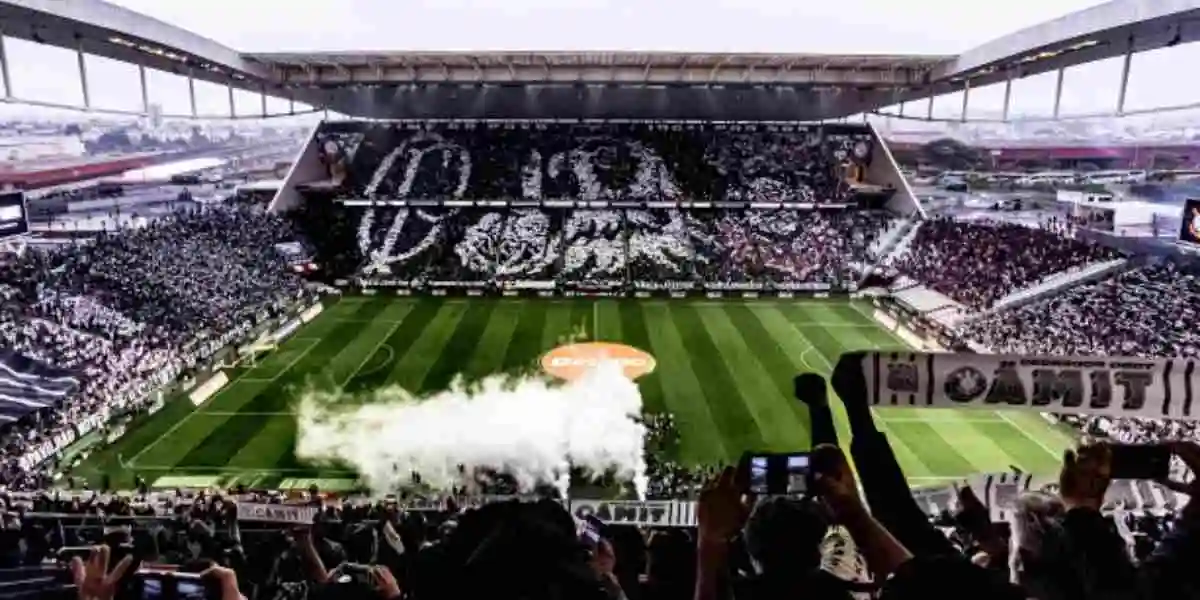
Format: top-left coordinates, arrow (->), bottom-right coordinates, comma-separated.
0,118 -> 1199,599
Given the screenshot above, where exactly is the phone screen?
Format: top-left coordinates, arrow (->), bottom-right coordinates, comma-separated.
745,452 -> 810,496
176,578 -> 207,600
749,456 -> 769,494
786,455 -> 810,494
576,517 -> 602,546
141,577 -> 164,600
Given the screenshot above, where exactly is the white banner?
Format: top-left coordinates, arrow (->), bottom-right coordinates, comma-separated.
188,372 -> 229,408
299,303 -> 324,324
567,499 -> 697,527
237,502 -> 318,524
863,352 -> 1199,421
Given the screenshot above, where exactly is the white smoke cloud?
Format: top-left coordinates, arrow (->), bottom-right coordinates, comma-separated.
294,361 -> 648,498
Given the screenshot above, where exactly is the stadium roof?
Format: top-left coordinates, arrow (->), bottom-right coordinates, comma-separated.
4,0 -> 1200,119
244,51 -> 949,87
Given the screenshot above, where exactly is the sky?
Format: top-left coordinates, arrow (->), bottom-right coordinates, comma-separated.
0,0 -> 1198,122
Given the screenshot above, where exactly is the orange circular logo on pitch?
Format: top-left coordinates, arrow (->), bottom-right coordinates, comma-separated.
541,342 -> 657,381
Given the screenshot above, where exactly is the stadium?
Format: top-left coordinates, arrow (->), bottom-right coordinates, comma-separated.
2,0 -> 1200,598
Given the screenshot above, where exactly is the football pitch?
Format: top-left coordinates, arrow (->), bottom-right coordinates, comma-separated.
75,297 -> 1077,492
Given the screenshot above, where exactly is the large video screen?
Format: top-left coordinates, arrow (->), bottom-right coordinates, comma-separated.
0,192 -> 28,240
1179,198 -> 1200,247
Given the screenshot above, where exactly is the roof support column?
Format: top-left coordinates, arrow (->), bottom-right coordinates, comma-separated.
76,46 -> 90,110
1116,38 -> 1133,115
138,65 -> 149,114
0,35 -> 12,99
960,79 -> 970,122
898,101 -> 905,117
1002,73 -> 1012,122
187,71 -> 197,118
1052,67 -> 1064,119
926,90 -> 934,121
289,97 -> 295,115
260,87 -> 267,118
227,84 -> 235,118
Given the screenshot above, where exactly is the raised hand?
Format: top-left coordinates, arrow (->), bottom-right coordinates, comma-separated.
697,466 -> 751,544
810,444 -> 865,520
1157,441 -> 1200,518
1059,441 -> 1112,511
70,545 -> 133,600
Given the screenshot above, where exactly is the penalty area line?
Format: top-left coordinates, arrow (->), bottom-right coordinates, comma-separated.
135,465 -> 357,475
127,337 -> 323,467
198,411 -> 296,416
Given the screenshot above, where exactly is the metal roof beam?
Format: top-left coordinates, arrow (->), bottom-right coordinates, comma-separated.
707,56 -> 731,84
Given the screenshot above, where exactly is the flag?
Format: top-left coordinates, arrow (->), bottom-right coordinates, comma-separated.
0,349 -> 79,422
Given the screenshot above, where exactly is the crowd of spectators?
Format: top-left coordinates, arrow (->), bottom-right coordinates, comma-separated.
0,205 -> 310,493
2,367 -> 1197,600
890,216 -> 1119,310
2,118 -> 1198,600
961,257 -> 1200,503
323,122 -> 874,205
961,260 -> 1199,358
344,207 -> 895,289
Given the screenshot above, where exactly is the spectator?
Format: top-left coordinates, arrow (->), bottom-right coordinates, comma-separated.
892,216 -> 1116,309
0,204 -> 312,491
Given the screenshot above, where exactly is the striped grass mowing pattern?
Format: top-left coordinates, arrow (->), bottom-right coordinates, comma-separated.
74,297 -> 1076,491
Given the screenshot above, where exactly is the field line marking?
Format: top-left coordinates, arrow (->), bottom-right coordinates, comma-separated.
802,321 -> 942,477
128,337 -> 324,466
995,410 -> 1063,462
198,411 -> 295,416
353,343 -> 394,380
338,310 -> 408,388
848,301 -> 876,322
336,318 -> 882,327
879,416 -> 1006,423
848,301 -> 912,347
211,310 -> 408,476
135,464 -> 357,474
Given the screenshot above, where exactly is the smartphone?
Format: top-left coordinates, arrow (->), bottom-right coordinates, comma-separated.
56,546 -> 93,563
137,570 -> 210,600
1109,444 -> 1171,480
577,516 -> 603,547
741,452 -> 811,496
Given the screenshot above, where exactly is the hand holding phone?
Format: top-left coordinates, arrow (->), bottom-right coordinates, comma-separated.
1109,444 -> 1171,480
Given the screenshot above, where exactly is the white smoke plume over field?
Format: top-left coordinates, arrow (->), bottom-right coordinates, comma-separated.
294,361 -> 648,498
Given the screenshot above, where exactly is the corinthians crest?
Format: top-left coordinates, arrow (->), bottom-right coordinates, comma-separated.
945,367 -> 988,402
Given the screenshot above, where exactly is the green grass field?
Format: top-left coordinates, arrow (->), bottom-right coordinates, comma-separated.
75,297 -> 1077,493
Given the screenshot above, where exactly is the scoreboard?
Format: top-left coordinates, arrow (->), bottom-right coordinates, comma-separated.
0,192 -> 28,240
